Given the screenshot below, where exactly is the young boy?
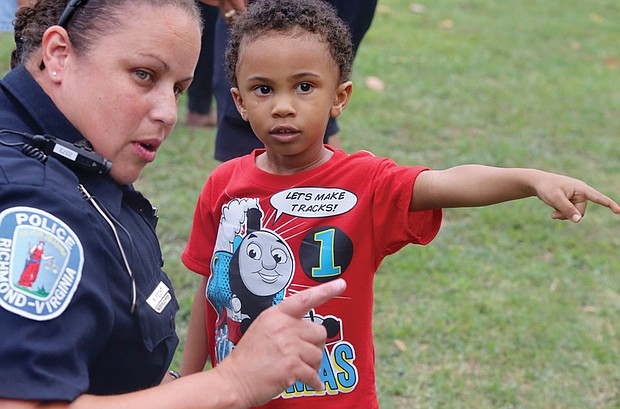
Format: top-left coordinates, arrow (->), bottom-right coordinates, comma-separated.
180,0 -> 619,407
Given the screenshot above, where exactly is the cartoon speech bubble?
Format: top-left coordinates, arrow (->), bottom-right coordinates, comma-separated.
270,187 -> 357,222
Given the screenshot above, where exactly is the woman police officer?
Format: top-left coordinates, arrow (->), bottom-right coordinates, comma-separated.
0,0 -> 345,408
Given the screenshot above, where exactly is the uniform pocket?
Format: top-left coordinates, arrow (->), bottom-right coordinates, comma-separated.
136,272 -> 179,352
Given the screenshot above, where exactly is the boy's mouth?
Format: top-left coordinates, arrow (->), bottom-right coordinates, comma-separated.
269,124 -> 301,138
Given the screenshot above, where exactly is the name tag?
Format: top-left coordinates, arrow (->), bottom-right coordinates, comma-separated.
146,281 -> 171,313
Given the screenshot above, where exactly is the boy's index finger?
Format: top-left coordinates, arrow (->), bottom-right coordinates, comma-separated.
591,192 -> 620,214
579,186 -> 620,214
276,279 -> 346,319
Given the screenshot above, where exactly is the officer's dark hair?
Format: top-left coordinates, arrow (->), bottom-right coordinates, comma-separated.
225,0 -> 353,88
11,0 -> 202,70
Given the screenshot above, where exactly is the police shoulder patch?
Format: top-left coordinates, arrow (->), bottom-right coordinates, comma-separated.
0,206 -> 84,321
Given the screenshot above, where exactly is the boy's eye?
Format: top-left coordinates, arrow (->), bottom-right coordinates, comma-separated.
297,83 -> 312,93
255,85 -> 271,95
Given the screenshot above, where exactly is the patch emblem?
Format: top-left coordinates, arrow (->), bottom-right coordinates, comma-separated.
0,206 -> 83,321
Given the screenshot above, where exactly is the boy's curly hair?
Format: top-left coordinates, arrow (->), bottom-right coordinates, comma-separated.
225,0 -> 353,87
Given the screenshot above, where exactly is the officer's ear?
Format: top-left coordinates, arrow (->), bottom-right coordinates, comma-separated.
40,25 -> 73,82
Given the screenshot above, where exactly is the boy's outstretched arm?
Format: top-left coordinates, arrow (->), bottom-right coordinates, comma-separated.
411,165 -> 620,222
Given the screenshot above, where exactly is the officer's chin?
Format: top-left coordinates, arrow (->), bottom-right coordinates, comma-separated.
109,165 -> 142,186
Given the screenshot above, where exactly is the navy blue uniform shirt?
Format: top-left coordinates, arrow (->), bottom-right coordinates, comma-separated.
0,66 -> 179,400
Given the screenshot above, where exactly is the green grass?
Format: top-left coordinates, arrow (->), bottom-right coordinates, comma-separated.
2,0 -> 619,407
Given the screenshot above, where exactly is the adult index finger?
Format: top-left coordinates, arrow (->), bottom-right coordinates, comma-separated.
276,279 -> 346,319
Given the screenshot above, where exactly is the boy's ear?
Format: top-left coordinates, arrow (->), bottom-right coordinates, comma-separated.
330,81 -> 353,118
40,26 -> 72,82
230,87 -> 249,121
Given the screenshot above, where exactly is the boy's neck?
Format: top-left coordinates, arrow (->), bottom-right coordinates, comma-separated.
256,146 -> 334,175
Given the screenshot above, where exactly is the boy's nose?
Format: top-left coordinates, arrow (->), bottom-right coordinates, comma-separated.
271,94 -> 296,117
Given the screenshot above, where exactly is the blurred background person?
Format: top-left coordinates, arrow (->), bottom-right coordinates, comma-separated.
1,0 -> 32,33
184,1 -> 219,128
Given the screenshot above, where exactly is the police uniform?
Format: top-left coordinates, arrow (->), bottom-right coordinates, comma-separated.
0,66 -> 179,400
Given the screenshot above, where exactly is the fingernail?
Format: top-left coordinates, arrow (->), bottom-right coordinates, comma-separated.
571,214 -> 581,222
332,278 -> 346,291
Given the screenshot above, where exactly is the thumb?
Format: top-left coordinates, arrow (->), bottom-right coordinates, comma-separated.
276,279 -> 346,319
551,200 -> 584,222
548,190 -> 587,223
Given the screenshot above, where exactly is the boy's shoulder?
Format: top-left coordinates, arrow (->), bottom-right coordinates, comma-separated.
342,149 -> 393,166
347,149 -> 378,159
339,149 -> 429,178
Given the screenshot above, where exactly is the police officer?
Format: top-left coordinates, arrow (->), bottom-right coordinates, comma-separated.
0,0 -> 345,408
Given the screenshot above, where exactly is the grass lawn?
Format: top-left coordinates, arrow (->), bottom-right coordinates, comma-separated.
1,0 -> 619,407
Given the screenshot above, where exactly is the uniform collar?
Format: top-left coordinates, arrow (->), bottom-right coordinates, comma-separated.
1,65 -> 83,144
79,173 -> 156,225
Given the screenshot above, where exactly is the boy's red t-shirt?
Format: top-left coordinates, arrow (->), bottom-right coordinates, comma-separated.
182,148 -> 442,408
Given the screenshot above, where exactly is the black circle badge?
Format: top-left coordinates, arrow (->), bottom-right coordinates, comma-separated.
299,226 -> 353,282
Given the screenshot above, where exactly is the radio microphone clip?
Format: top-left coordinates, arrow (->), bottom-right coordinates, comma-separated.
29,133 -> 113,174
